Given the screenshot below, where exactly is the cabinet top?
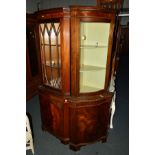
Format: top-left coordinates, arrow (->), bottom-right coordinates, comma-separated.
35,5 -> 115,13
35,6 -> 115,21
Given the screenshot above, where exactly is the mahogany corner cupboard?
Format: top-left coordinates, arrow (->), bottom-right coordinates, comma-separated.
35,6 -> 115,151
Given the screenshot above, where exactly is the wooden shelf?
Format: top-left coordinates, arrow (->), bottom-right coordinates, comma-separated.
45,65 -> 61,69
41,44 -> 61,47
80,65 -> 105,72
44,61 -> 61,68
80,45 -> 107,49
80,85 -> 101,93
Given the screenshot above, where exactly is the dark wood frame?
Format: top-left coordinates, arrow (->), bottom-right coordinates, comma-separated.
36,8 -> 71,95
26,14 -> 42,100
70,6 -> 115,96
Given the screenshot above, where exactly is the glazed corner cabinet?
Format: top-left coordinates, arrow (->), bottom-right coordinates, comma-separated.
30,6 -> 116,151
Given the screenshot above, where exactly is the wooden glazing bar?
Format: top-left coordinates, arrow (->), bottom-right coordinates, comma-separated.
46,23 -> 53,84
40,25 -> 48,82
42,24 -> 49,84
56,24 -> 61,79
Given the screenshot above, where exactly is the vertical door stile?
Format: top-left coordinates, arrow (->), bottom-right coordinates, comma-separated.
57,24 -> 61,87
53,23 -> 61,88
41,24 -> 48,83
39,25 -> 45,82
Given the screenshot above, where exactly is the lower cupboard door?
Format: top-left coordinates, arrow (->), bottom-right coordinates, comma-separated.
70,100 -> 111,144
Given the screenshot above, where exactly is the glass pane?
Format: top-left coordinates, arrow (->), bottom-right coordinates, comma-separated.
39,22 -> 61,89
80,22 -> 110,93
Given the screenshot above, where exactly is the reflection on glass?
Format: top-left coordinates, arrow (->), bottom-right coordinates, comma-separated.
80,22 -> 110,93
39,22 -> 61,89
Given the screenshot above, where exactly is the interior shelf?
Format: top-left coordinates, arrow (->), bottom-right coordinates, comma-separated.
41,44 -> 61,47
44,61 -> 61,68
80,45 -> 107,49
80,65 -> 105,72
80,85 -> 101,93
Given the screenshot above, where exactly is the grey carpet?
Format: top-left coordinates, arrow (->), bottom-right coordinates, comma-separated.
26,53 -> 129,155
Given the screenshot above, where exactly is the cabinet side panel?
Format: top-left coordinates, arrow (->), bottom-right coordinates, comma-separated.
26,15 -> 42,100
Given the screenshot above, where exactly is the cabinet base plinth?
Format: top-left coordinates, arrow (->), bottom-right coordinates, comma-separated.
69,136 -> 107,151
60,139 -> 69,145
69,144 -> 81,151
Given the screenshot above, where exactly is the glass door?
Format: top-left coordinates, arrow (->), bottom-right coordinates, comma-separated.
39,22 -> 61,89
80,22 -> 110,93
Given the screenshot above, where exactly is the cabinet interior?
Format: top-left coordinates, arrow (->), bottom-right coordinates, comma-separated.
80,22 -> 110,93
